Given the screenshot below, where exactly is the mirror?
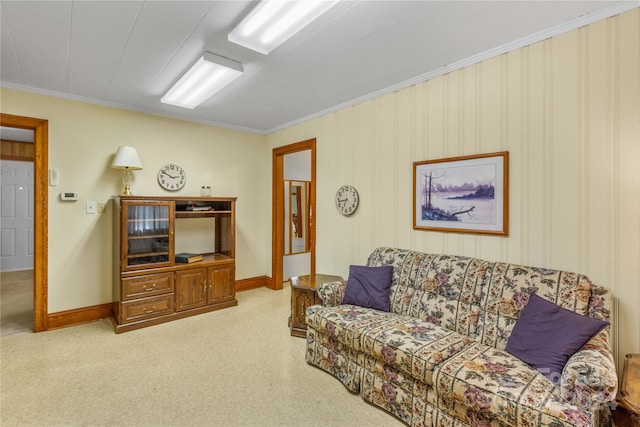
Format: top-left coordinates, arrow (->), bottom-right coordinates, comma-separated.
284,180 -> 310,255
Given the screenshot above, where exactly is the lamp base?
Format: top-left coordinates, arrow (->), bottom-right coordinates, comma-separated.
121,169 -> 133,195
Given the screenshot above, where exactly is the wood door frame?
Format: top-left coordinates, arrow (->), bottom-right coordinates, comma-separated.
0,113 -> 48,332
272,139 -> 316,290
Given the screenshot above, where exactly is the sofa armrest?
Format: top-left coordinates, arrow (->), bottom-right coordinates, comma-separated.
560,328 -> 618,410
316,280 -> 346,307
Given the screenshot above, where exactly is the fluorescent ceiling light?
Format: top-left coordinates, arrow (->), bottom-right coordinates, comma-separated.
229,0 -> 339,55
161,52 -> 243,109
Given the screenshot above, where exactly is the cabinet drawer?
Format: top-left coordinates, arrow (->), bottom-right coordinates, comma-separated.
122,272 -> 174,301
121,294 -> 174,322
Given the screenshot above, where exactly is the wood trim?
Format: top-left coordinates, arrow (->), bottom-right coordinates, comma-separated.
47,303 -> 112,330
272,139 -> 316,290
272,152 -> 285,290
44,275 -> 273,332
0,113 -> 48,332
235,275 -> 272,292
1,139 -> 35,161
310,144 -> 316,275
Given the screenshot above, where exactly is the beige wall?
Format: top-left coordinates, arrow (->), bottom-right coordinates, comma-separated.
1,88 -> 270,313
268,9 -> 640,371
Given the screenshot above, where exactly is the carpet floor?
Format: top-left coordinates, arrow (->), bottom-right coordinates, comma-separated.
0,283 -> 401,426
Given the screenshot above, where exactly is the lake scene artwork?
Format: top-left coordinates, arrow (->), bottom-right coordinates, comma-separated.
420,164 -> 497,225
414,152 -> 508,235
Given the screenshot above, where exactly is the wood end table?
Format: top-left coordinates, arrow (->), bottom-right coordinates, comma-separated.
614,353 -> 640,426
288,274 -> 342,338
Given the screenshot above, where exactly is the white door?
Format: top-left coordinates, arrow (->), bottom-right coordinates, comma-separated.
1,160 -> 34,271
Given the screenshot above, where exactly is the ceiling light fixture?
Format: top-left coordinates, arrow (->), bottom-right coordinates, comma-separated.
161,52 -> 244,109
228,0 -> 339,55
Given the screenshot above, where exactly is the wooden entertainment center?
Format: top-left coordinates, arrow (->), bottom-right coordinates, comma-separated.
112,196 -> 237,333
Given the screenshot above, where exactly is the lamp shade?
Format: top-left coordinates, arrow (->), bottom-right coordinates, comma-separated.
111,146 -> 142,170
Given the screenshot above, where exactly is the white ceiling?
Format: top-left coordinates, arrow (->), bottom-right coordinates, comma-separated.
1,1 -> 637,135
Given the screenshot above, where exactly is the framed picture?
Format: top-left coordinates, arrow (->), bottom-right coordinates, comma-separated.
413,152 -> 508,235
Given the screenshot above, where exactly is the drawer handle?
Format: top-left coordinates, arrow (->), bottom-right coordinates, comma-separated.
143,283 -> 156,291
143,306 -> 156,314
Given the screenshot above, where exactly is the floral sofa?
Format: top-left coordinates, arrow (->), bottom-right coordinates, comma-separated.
305,247 -> 617,426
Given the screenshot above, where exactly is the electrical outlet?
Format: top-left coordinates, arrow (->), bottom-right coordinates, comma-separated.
97,202 -> 106,213
86,201 -> 97,214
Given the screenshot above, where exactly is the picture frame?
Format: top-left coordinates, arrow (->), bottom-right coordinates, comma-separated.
413,151 -> 508,235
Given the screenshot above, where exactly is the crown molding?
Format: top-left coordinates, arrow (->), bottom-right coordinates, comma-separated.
0,82 -> 268,135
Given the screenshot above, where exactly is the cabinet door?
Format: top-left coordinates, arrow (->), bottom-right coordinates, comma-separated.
175,268 -> 207,311
207,264 -> 234,303
121,201 -> 174,271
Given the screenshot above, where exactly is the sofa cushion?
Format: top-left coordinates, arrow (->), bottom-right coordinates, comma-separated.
433,341 -> 594,427
476,262 -> 594,350
360,315 -> 473,385
505,294 -> 609,382
342,265 -> 393,312
307,304 -> 474,385
366,248 -> 489,337
306,304 -> 398,352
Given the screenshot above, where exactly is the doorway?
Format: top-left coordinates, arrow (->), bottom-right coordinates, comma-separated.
272,139 -> 316,289
0,113 -> 48,332
0,154 -> 34,335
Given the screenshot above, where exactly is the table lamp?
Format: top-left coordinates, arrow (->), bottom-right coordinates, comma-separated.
111,146 -> 142,195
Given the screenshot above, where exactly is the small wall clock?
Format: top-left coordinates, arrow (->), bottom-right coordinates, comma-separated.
335,185 -> 359,216
157,163 -> 186,191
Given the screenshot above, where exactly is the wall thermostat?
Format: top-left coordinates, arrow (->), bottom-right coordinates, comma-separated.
60,192 -> 79,201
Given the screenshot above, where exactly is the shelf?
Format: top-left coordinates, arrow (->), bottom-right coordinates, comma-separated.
127,251 -> 169,259
127,234 -> 169,240
172,253 -> 232,264
174,199 -> 233,213
175,210 -> 232,218
202,253 -> 231,262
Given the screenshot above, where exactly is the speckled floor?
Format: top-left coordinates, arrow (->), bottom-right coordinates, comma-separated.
0,284 -> 402,427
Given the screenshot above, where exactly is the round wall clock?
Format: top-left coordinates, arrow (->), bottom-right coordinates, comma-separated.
335,185 -> 359,216
157,163 -> 186,191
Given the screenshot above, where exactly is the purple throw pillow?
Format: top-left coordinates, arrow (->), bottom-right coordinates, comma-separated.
505,293 -> 609,382
342,265 -> 393,312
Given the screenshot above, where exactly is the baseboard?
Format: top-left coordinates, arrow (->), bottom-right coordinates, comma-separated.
47,303 -> 112,330
45,276 -> 274,331
235,275 -> 272,292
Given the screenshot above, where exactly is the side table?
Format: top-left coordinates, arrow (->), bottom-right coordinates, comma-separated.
615,353 -> 640,427
289,274 -> 342,338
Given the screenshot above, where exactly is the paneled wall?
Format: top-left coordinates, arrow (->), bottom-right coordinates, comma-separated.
268,9 -> 640,373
